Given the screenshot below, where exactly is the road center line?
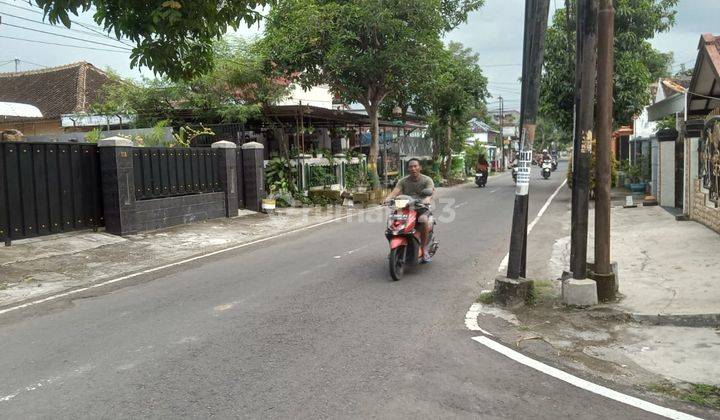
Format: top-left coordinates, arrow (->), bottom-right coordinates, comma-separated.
497,179 -> 567,273
471,336 -> 701,420
0,207 -> 380,317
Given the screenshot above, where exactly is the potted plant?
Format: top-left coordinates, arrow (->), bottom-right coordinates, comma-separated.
627,163 -> 645,192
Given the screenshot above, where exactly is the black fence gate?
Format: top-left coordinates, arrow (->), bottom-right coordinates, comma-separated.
0,142 -> 103,245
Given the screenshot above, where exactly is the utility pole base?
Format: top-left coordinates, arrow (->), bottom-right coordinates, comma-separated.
493,275 -> 534,307
587,261 -> 620,302
562,278 -> 598,307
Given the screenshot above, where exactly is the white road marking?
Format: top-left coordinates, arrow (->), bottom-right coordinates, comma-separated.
497,179 -> 567,273
0,208 -> 380,317
471,336 -> 701,420
464,303 -> 494,335
454,201 -> 468,209
489,189 -> 499,194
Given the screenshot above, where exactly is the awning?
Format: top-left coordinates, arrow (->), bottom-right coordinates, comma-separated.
0,102 -> 43,118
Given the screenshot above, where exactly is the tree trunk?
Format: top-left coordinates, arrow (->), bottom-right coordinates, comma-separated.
443,117 -> 452,181
366,104 -> 380,187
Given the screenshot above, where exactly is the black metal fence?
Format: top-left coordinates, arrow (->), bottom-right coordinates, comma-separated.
132,147 -> 221,200
1,142 -> 103,243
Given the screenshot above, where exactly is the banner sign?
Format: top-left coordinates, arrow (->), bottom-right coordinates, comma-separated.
515,150 -> 532,195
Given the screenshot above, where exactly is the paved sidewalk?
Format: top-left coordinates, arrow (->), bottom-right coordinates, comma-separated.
475,185 -> 720,411
0,207 -> 366,308
548,205 -> 720,323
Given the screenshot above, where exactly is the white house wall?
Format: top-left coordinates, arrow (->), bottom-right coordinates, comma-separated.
279,85 -> 334,109
659,141 -> 675,207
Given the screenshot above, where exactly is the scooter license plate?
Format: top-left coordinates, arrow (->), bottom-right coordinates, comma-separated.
390,214 -> 408,220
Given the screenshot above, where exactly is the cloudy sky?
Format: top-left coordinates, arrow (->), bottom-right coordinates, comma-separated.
0,0 -> 718,115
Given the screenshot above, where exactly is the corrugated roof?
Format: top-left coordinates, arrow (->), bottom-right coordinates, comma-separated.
0,62 -> 111,121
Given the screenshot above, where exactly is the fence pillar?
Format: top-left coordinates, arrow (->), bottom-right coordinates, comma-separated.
212,141 -> 238,217
98,137 -> 136,235
241,141 -> 265,212
334,153 -> 346,189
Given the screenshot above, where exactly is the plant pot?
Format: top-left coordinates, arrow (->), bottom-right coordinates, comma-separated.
261,198 -> 276,211
629,182 -> 646,193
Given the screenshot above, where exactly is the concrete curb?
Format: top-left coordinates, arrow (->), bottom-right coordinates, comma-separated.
630,313 -> 720,328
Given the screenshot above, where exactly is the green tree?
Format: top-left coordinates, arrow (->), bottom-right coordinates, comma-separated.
428,42 -> 488,179
94,37 -> 290,129
540,0 -> 677,130
261,0 -> 482,183
34,0 -> 270,80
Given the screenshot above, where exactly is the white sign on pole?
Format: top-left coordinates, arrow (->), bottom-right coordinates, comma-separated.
515,150 -> 532,196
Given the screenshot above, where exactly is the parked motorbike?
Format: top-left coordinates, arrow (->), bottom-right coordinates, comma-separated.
541,160 -> 552,179
385,189 -> 438,281
512,166 -> 518,183
475,171 -> 487,187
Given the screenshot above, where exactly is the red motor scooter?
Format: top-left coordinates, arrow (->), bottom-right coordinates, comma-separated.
385,189 -> 438,281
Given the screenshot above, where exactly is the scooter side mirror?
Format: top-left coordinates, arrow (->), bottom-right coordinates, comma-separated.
419,188 -> 433,197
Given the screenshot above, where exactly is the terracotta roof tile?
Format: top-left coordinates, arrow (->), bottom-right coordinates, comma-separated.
0,62 -> 111,121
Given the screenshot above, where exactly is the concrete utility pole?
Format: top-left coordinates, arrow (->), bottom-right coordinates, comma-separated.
569,0 -> 598,280
593,0 -> 616,299
504,0 -> 551,280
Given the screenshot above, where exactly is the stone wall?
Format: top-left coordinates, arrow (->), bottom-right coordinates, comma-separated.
133,193 -> 226,233
690,180 -> 720,233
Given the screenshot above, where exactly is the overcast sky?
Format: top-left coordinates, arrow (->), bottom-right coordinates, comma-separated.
0,0 -> 718,115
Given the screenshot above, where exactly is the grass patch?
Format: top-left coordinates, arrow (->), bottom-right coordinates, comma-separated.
527,280 -> 556,305
476,291 -> 494,304
648,382 -> 720,410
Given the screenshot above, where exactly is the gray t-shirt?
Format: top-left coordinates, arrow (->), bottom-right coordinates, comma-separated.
396,174 -> 434,199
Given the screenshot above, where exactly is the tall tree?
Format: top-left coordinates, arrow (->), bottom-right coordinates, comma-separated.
428,42 -> 488,179
95,37 -> 290,129
261,0 -> 482,184
540,0 -> 676,129
34,0 -> 270,80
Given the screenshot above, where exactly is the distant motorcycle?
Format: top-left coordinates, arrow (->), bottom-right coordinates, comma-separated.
512,166 -> 518,183
475,171 -> 487,187
551,157 -> 558,171
541,159 -> 552,179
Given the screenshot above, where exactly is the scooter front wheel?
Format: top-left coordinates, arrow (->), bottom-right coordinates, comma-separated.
389,246 -> 406,281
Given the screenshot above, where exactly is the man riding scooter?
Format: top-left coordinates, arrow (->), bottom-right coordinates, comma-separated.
475,155 -> 489,187
384,158 -> 435,262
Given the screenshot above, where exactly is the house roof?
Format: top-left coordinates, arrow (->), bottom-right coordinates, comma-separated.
0,62 -> 111,122
469,118 -> 499,134
688,34 -> 720,116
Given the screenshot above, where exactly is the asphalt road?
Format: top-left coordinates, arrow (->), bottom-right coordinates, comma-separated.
0,163 -> 664,419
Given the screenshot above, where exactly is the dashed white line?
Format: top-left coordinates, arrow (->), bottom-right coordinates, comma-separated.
471,336 -> 702,420
489,189 -> 499,194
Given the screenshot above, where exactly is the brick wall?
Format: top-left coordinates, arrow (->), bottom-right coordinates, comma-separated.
690,180 -> 720,233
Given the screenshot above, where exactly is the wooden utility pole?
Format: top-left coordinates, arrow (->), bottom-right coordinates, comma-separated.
500,96 -> 505,170
569,0 -> 598,280
505,0 -> 551,279
594,0 -> 616,298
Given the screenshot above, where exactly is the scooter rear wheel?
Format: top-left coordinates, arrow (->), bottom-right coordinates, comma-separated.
389,246 -> 406,281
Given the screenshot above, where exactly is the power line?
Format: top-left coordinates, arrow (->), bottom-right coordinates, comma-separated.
0,22 -> 132,51
0,10 -> 131,46
0,34 -> 131,52
483,63 -> 522,68
0,0 -> 133,47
